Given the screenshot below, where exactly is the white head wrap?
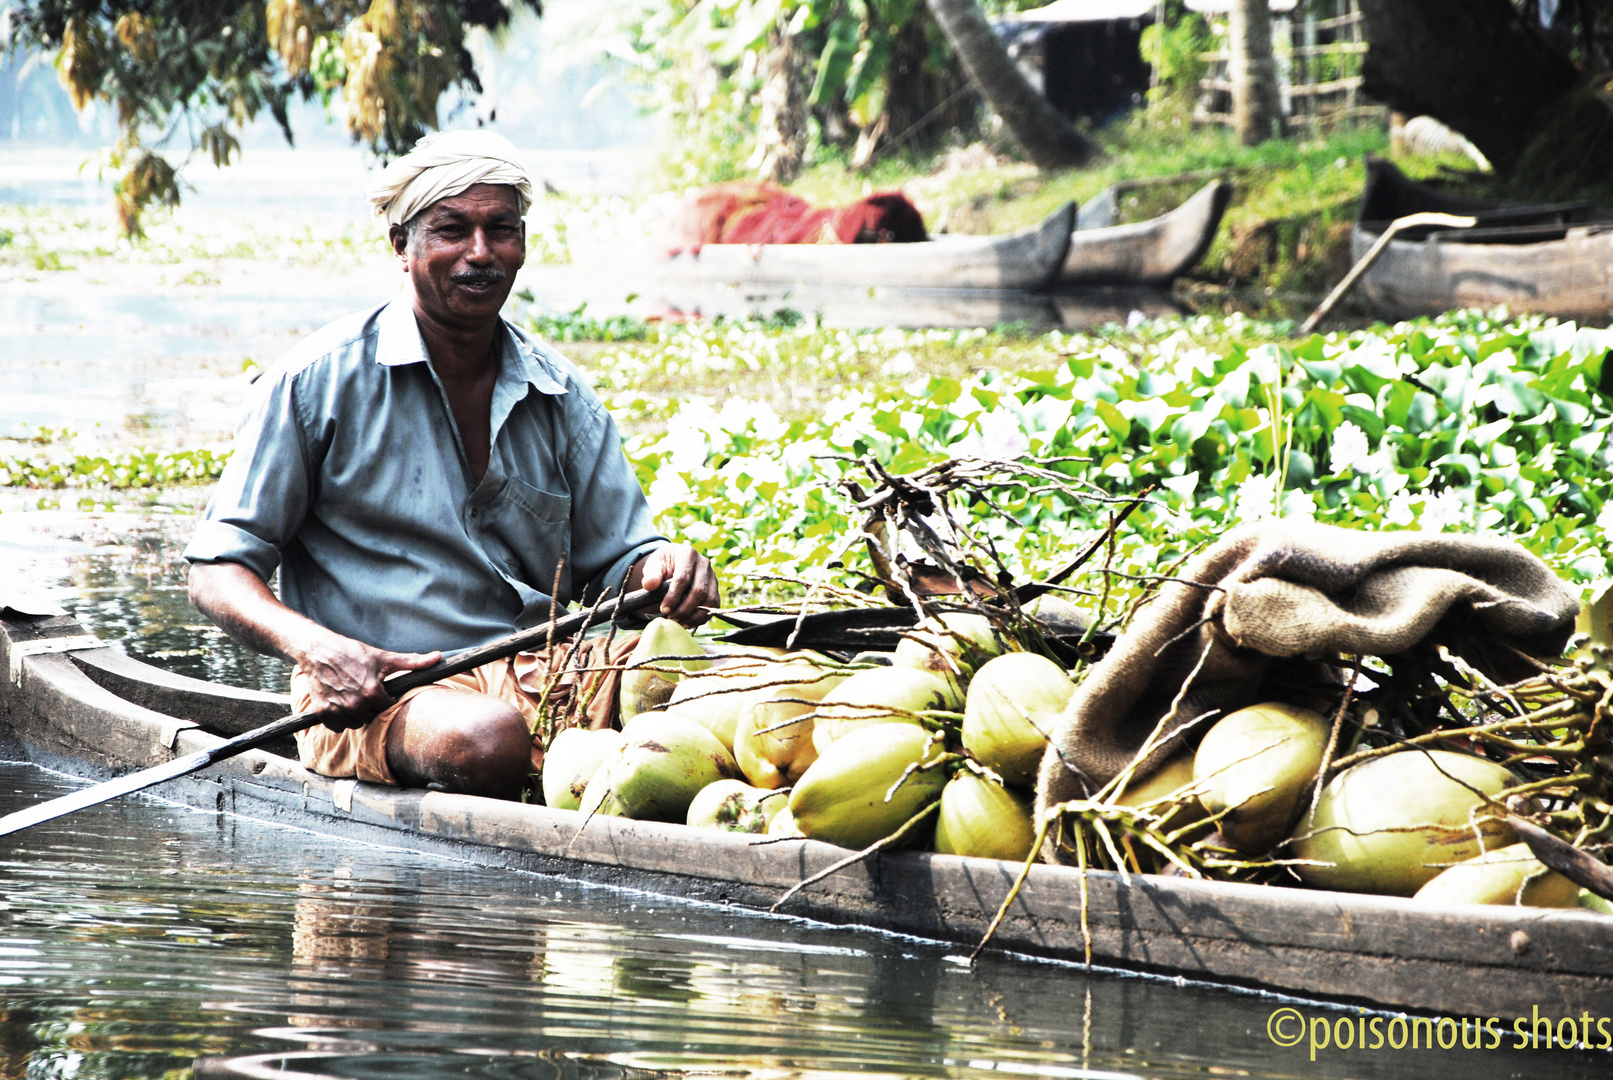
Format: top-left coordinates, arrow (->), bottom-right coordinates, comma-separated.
366,130 -> 534,227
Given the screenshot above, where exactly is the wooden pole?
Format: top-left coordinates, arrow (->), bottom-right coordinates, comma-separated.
1298,211 -> 1476,335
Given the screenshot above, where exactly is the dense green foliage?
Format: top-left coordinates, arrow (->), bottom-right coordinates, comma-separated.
5,0 -> 539,233
572,0 -> 968,186
9,310 -> 1611,619
0,446 -> 230,489
589,311 -> 1613,610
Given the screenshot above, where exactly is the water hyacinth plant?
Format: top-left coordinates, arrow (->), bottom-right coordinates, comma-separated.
600,310 -> 1613,607
7,309 -> 1613,610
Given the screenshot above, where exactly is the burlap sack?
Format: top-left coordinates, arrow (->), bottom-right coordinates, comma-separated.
1034,521 -> 1581,826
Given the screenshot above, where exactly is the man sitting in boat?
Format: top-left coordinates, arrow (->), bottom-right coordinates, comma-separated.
183,130 -> 718,800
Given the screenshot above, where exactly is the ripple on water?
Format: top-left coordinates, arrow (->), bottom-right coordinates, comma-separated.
0,495 -> 292,693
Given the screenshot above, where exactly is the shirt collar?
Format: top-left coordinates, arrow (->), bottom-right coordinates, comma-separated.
373,293 -> 568,398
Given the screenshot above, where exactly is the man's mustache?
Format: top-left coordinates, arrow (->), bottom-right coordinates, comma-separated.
451,267 -> 508,284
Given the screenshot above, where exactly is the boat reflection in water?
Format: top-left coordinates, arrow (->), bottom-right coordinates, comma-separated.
2,766 -> 1607,1080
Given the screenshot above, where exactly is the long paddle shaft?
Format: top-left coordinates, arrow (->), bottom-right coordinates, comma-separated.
0,586 -> 667,838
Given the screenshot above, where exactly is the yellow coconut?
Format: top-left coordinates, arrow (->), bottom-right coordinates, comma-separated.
540,727 -> 627,811
1412,842 -> 1580,908
1193,702 -> 1331,854
892,612 -> 1006,693
962,652 -> 1075,786
733,660 -> 846,789
1111,751 -> 1208,833
664,662 -> 770,751
789,722 -> 948,850
767,805 -> 802,837
578,713 -> 740,822
932,772 -> 1037,862
812,666 -> 957,755
618,618 -> 712,722
685,779 -> 788,833
1292,750 -> 1518,896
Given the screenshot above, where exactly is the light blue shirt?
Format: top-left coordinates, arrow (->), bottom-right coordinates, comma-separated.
184,295 -> 667,655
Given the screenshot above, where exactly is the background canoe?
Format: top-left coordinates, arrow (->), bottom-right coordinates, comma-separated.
1059,179 -> 1232,287
3,609 -> 1611,1017
619,202 -> 1076,292
1353,159 -> 1613,324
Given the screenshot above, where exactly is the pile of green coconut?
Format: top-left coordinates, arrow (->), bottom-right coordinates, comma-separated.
542,611 -> 1060,861
540,614 -> 1608,912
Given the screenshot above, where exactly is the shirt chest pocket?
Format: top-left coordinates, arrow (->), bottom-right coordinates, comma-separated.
481,478 -> 572,596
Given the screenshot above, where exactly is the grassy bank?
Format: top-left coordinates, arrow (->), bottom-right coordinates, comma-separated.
787,112 -> 1394,300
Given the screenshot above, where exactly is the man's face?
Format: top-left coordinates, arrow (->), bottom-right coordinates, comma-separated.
391,183 -> 526,333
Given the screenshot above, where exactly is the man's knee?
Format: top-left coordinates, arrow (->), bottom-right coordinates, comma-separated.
386,689 -> 532,798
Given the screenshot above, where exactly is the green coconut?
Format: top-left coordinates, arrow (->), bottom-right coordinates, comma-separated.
1193,702 -> 1331,854
540,727 -> 626,811
767,804 -> 802,837
789,722 -> 948,850
962,652 -> 1074,786
733,660 -> 846,789
578,713 -> 740,822
891,612 -> 1006,693
1292,749 -> 1518,896
685,778 -> 789,833
664,661 -> 771,751
812,666 -> 958,755
1412,842 -> 1580,909
1111,751 -> 1208,833
1020,593 -> 1091,637
932,771 -> 1037,862
619,618 -> 712,722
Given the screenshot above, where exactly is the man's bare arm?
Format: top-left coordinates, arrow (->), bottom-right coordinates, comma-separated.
187,561 -> 440,727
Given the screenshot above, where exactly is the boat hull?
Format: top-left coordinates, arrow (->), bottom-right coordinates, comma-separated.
1059,179 -> 1232,286
616,202 -> 1076,293
1352,224 -> 1613,324
3,611 -> 1611,1016
1353,158 -> 1613,324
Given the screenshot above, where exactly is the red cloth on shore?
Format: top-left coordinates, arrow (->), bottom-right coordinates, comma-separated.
666,181 -> 926,254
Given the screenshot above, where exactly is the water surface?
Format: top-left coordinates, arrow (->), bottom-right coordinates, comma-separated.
3,763 -> 1597,1080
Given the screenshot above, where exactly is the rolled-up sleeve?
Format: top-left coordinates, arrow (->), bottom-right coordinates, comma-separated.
563,394 -> 667,602
183,369 -> 313,582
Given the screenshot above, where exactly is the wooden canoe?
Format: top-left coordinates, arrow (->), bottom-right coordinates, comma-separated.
614,202 -> 1077,293
1059,179 -> 1232,287
3,608 -> 1611,1017
1352,158 -> 1613,324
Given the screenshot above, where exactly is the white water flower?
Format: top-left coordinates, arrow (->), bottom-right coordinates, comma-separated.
971,408 -> 1030,461
1419,489 -> 1468,532
1329,421 -> 1371,474
645,470 -> 693,516
1384,490 -> 1416,526
1234,471 -> 1280,523
880,350 -> 917,376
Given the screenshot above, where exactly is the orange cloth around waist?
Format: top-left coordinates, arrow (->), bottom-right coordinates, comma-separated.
291,632 -> 642,784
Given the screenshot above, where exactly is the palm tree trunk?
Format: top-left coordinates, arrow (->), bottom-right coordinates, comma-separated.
923,0 -> 1095,170
1229,0 -> 1283,146
749,25 -> 806,183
